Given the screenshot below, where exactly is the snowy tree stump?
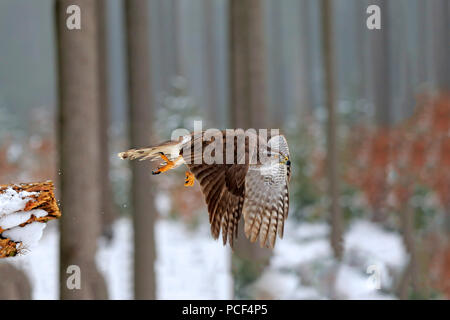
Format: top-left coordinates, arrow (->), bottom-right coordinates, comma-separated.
0,181 -> 61,258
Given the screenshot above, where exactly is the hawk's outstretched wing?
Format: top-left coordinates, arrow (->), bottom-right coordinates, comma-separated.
242,163 -> 290,248
182,130 -> 249,247
183,131 -> 291,249
187,163 -> 247,247
242,134 -> 291,248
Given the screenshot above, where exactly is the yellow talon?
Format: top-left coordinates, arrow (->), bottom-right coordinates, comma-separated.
159,152 -> 171,163
184,171 -> 195,187
152,153 -> 175,175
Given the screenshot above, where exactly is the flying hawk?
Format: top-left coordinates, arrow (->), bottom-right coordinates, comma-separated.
118,129 -> 291,248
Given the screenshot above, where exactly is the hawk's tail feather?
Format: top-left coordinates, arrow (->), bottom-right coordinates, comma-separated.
118,147 -> 162,161
118,137 -> 186,162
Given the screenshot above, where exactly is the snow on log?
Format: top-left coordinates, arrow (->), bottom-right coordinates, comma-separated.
0,181 -> 61,258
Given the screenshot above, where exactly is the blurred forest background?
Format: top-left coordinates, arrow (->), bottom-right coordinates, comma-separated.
0,0 -> 449,300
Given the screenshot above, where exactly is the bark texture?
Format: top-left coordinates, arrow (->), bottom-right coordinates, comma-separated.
321,0 -> 343,260
365,0 -> 392,126
124,0 -> 157,300
97,0 -> 118,240
56,0 -> 107,299
0,263 -> 32,299
429,0 -> 450,90
229,0 -> 272,297
229,0 -> 268,129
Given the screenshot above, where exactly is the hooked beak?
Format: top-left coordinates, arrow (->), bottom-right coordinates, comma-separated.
280,156 -> 290,165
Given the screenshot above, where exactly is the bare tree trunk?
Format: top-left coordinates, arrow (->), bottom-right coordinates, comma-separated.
397,204 -> 418,299
267,0 -> 285,127
428,0 -> 450,90
204,0 -> 219,127
56,0 -> 108,299
124,0 -> 157,300
0,264 -> 31,299
365,0 -> 391,126
229,0 -> 268,129
229,0 -> 272,298
297,0 -> 314,115
172,0 -> 183,77
416,0 -> 428,85
321,0 -> 343,260
354,0 -> 367,102
97,0 -> 118,241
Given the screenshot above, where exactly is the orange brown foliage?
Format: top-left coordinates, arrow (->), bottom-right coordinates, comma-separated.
346,93 -> 450,213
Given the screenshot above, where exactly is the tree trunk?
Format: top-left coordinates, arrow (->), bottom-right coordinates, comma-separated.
365,0 -> 391,126
0,264 -> 31,299
321,0 -> 343,260
172,0 -> 183,77
416,0 -> 428,85
124,0 -> 157,300
229,0 -> 268,129
267,0 -> 285,127
428,0 -> 450,90
204,0 -> 219,127
355,0 -> 367,103
397,204 -> 418,299
296,0 -> 314,115
97,0 -> 118,240
56,0 -> 108,299
229,0 -> 272,298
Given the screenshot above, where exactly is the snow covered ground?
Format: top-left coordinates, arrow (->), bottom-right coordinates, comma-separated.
254,220 -> 407,299
2,217 -> 407,300
4,217 -> 232,299
97,218 -> 232,299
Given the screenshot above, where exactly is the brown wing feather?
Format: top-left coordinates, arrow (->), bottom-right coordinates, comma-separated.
242,144 -> 290,249
187,163 -> 246,247
243,168 -> 289,248
182,131 -> 249,248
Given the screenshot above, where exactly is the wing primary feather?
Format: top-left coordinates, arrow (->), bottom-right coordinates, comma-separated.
259,204 -> 271,248
278,186 -> 289,238
235,197 -> 244,239
249,202 -> 263,243
221,192 -> 230,245
211,188 -> 225,239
